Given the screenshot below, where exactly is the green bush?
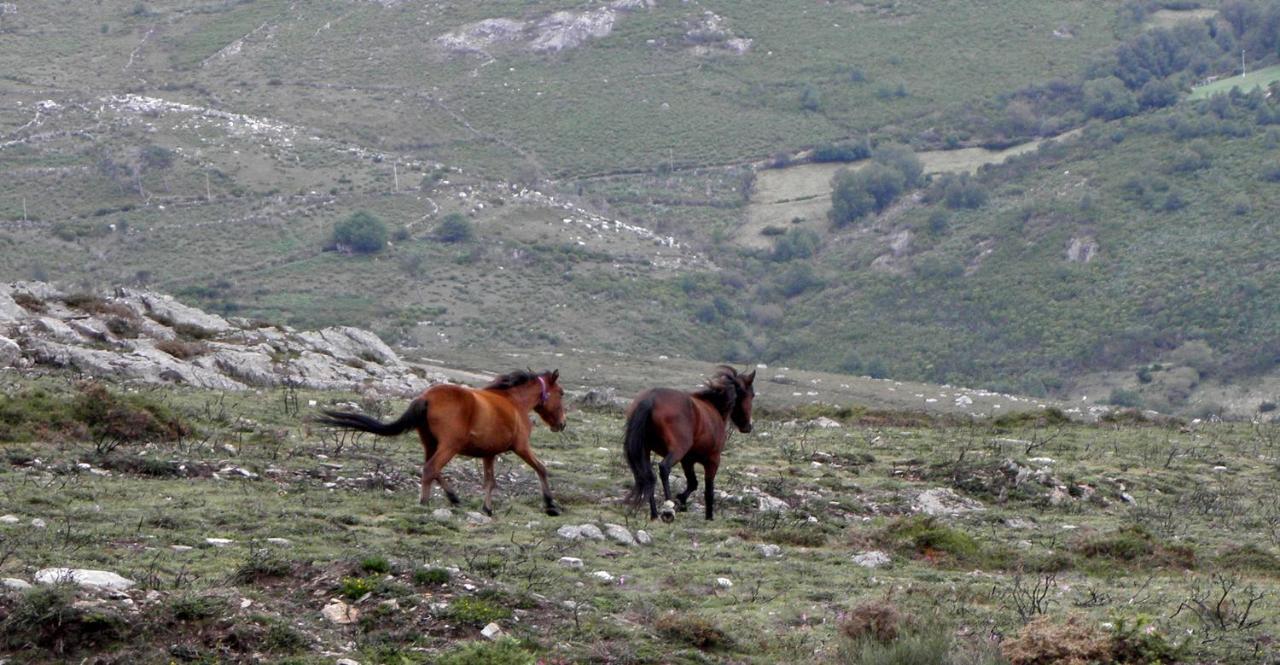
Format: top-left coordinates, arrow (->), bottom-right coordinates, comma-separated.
332,211 -> 388,254
436,638 -> 536,665
435,212 -> 474,243
1107,388 -> 1143,408
446,597 -> 512,626
337,576 -> 378,600
770,228 -> 821,262
413,567 -> 451,586
360,555 -> 391,574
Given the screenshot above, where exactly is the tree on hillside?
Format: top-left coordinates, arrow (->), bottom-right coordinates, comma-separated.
434,213 -> 475,243
872,144 -> 923,187
829,163 -> 907,227
332,211 -> 388,254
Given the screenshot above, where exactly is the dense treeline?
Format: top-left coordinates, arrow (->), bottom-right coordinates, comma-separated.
985,0 -> 1280,143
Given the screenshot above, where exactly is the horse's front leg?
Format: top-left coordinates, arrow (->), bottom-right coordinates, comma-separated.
513,439 -> 561,516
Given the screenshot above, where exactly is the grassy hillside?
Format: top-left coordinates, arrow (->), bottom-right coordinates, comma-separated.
1,375 -> 1277,663
3,0 -> 1279,415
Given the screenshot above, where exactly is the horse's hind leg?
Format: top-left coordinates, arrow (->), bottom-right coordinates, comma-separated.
513,442 -> 561,516
655,453 -> 680,522
675,459 -> 698,511
703,456 -> 720,521
481,456 -> 497,516
419,445 -> 460,507
417,428 -> 459,505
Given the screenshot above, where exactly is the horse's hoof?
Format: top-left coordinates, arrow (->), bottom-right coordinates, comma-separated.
675,501 -> 689,512
446,493 -> 461,506
659,501 -> 676,523
418,497 -> 429,506
545,505 -> 562,517
482,506 -> 493,517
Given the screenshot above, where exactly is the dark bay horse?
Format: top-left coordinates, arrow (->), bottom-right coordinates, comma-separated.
316,369 -> 566,516
623,366 -> 755,521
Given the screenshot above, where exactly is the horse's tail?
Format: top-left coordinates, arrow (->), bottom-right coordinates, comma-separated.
623,395 -> 655,506
316,397 -> 427,437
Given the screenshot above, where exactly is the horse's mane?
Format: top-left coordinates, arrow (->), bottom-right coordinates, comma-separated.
693,366 -> 741,416
484,369 -> 541,391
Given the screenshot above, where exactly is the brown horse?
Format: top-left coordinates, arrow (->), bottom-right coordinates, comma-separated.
623,366 -> 755,521
316,369 -> 566,516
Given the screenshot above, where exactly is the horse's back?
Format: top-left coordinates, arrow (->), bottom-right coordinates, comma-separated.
422,384 -> 518,452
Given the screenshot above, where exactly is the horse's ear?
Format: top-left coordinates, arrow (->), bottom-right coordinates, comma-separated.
744,370 -> 756,385
550,369 -> 560,383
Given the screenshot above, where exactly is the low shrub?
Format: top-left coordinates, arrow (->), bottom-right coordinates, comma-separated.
839,599 -> 914,643
653,611 -> 732,650
446,597 -> 512,626
436,638 -> 536,665
414,567 -> 451,586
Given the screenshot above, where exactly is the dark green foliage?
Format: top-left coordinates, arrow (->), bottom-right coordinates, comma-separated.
872,145 -> 924,188
812,141 -> 872,163
436,638 -> 536,665
1084,77 -> 1138,120
360,555 -> 391,574
939,173 -> 989,209
882,516 -> 979,560
800,84 -> 822,112
829,164 -> 903,226
1108,388 -> 1144,408
413,567 -> 451,586
434,212 -> 474,243
445,597 -> 512,626
770,228 -> 821,262
231,545 -> 292,584
1,585 -> 127,654
168,595 -> 228,622
1138,79 -> 1179,110
332,211 -> 388,254
774,263 -> 824,297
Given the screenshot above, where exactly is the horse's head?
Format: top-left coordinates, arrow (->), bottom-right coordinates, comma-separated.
533,369 -> 567,432
717,366 -> 756,434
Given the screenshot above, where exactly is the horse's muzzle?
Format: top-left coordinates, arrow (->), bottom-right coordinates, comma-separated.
551,422 -> 566,432
738,423 -> 753,433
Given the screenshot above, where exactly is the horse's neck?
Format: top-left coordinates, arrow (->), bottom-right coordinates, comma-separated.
488,384 -> 539,412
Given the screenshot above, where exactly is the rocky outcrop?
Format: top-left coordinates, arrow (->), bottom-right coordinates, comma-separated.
0,282 -> 434,396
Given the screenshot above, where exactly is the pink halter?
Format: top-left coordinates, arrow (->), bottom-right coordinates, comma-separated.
536,375 -> 549,405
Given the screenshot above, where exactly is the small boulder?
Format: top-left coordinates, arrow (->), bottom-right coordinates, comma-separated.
432,508 -> 453,521
578,524 -> 604,540
556,525 -> 583,540
852,551 -> 891,569
34,568 -> 135,591
3,578 -> 31,591
715,577 -> 733,588
0,336 -> 19,368
265,538 -> 292,547
590,570 -> 614,583
757,544 -> 782,558
205,538 -> 235,547
757,494 -> 789,512
322,600 -> 360,624
336,659 -> 361,665
913,488 -> 984,516
558,557 -> 584,569
0,515 -> 19,524
466,511 -> 492,526
481,622 -> 503,640
635,530 -> 652,545
31,518 -> 47,529
604,523 -> 636,546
